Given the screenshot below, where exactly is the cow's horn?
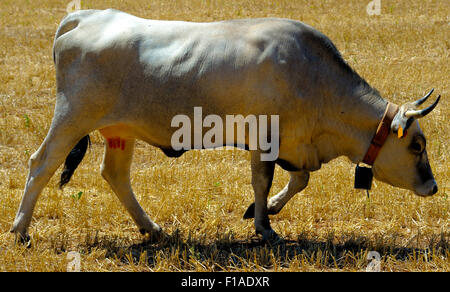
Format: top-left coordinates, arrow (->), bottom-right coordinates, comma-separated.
411,88 -> 434,107
405,94 -> 441,118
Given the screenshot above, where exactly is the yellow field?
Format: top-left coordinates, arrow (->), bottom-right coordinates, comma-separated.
0,0 -> 448,271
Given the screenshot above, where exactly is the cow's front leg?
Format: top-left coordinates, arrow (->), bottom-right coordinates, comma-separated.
244,170 -> 309,219
267,170 -> 309,214
250,151 -> 277,242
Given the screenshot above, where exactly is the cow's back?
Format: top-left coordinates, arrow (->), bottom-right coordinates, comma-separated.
52,10 -> 369,162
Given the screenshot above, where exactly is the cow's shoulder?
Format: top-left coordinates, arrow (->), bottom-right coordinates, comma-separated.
55,9 -> 147,51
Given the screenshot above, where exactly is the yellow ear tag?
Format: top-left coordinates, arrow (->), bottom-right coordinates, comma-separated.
397,126 -> 404,138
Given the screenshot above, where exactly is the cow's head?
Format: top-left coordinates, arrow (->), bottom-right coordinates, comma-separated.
372,89 -> 440,196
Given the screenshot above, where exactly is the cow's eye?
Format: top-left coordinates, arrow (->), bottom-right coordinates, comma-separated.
410,136 -> 425,154
411,142 -> 422,153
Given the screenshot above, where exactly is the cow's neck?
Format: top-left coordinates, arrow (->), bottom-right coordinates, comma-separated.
313,85 -> 388,167
330,89 -> 387,163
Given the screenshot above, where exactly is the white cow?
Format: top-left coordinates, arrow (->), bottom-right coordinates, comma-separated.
11,9 -> 440,242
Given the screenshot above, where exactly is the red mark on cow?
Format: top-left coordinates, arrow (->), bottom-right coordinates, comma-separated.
107,137 -> 126,150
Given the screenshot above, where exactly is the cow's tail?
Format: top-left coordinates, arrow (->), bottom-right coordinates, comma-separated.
59,135 -> 91,189
53,9 -> 99,64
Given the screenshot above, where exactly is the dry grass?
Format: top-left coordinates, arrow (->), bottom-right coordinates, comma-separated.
0,0 -> 448,271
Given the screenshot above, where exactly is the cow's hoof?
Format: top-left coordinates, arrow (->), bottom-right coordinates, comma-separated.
140,228 -> 168,243
261,230 -> 282,245
243,203 -> 255,219
12,232 -> 31,248
10,223 -> 31,247
243,202 -> 278,219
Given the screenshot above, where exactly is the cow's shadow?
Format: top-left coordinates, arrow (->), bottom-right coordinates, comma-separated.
80,229 -> 449,270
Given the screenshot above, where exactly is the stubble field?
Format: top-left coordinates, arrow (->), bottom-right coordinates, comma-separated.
0,0 -> 448,271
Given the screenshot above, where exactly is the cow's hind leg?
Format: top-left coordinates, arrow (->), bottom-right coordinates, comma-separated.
99,130 -> 163,240
243,170 -> 309,218
250,151 -> 277,242
11,117 -> 91,241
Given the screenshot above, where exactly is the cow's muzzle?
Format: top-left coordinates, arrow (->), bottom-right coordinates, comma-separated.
415,179 -> 438,196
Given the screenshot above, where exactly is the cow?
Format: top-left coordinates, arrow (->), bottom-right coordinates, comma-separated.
11,9 -> 440,243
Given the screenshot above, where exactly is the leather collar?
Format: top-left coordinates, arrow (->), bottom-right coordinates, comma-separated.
362,102 -> 399,165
